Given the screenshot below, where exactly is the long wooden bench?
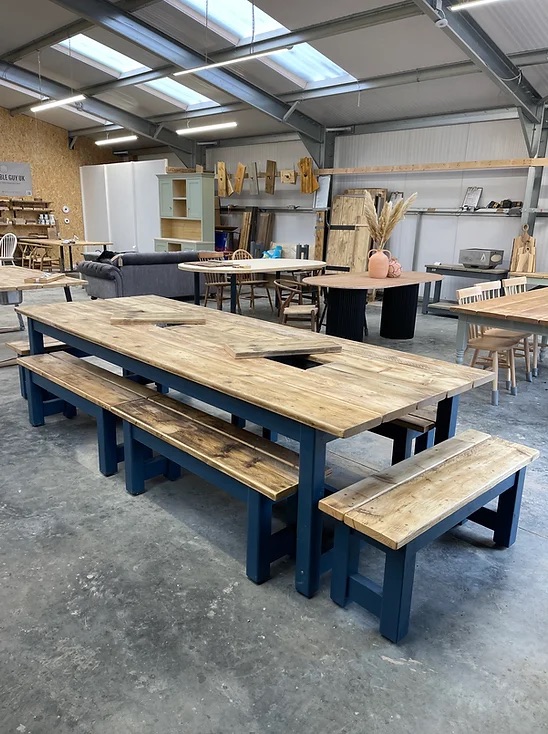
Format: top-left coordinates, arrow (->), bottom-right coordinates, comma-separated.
111,392 -> 303,584
18,352 -> 156,476
319,429 -> 538,643
6,336 -> 84,398
371,405 -> 437,463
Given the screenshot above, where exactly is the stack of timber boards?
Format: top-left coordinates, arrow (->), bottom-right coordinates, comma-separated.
327,189 -> 387,271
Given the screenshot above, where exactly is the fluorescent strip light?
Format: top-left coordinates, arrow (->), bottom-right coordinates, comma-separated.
174,48 -> 289,77
451,0 -> 506,11
95,135 -> 138,146
176,121 -> 237,135
30,94 -> 85,112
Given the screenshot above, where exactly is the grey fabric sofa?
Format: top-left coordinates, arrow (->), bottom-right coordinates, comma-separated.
76,251 -> 202,299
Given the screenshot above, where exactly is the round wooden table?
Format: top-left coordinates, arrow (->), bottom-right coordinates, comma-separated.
180,258 -> 325,313
303,271 -> 443,340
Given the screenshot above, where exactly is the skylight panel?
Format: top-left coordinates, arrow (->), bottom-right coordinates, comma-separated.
56,34 -> 147,76
53,34 -> 219,109
142,77 -> 218,108
169,0 -> 281,39
168,0 -> 356,87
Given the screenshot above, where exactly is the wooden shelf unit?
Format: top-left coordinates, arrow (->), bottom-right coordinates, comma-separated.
155,173 -> 215,253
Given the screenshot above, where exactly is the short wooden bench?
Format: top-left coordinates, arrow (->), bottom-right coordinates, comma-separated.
319,429 -> 538,643
18,352 -> 156,476
371,406 -> 437,464
6,336 -> 85,398
112,392 -> 303,584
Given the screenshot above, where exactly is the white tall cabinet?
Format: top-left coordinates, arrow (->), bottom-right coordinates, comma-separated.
80,159 -> 167,253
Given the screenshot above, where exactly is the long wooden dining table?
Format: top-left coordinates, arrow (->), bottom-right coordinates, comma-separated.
17,295 -> 492,598
452,287 -> 548,366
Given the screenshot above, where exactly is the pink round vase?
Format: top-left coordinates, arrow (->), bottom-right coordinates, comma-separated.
368,249 -> 391,278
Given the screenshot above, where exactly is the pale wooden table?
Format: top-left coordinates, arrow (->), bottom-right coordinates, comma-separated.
0,266 -> 86,332
179,258 -> 326,313
303,271 -> 443,340
452,288 -> 548,366
18,295 -> 491,598
18,238 -> 113,272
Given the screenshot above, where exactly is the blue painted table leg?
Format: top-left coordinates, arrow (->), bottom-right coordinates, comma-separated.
27,318 -> 44,355
18,365 -> 28,400
331,523 -> 360,607
246,489 -> 273,584
231,415 -> 246,428
63,402 -> 77,419
164,460 -> 181,481
262,427 -> 278,442
434,395 -> 460,444
25,372 -> 45,426
295,427 -> 328,598
493,468 -> 525,548
155,382 -> 169,394
122,421 -> 149,495
391,426 -> 414,464
379,546 -> 416,643
230,274 -> 238,314
415,430 -> 435,454
96,409 -> 119,477
193,272 -> 201,306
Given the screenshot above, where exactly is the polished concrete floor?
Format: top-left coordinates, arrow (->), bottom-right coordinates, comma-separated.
1,289 -> 547,734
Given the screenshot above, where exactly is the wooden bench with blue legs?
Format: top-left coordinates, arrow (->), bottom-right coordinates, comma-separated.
18,352 -> 157,477
371,406 -> 437,464
319,430 -> 538,643
6,336 -> 87,399
111,393 -> 304,584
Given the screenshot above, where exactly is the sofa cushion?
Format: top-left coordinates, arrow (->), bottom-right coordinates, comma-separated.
111,251 -> 199,267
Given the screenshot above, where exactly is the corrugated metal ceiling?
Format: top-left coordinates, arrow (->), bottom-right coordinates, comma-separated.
464,0 -> 548,56
0,0 -> 546,138
299,74 -> 508,126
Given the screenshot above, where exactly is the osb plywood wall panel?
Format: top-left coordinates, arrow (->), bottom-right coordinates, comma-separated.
0,106 -> 115,262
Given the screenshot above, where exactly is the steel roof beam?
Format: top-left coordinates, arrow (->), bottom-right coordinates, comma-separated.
1,0 -> 158,63
0,60 -> 194,162
47,0 -> 325,148
63,45 -> 548,135
410,0 -> 544,123
20,1 -> 421,102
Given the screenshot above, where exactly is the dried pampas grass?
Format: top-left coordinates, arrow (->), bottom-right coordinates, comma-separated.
362,191 -> 417,249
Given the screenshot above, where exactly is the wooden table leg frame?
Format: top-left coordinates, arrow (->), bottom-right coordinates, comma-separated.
25,318 -> 460,599
330,467 -> 526,643
24,370 -> 123,477
122,421 -> 297,584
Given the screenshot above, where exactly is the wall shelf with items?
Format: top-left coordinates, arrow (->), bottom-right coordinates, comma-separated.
154,173 -> 215,253
0,197 -> 56,231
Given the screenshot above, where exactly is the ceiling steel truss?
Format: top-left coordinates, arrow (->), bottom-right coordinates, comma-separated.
47,0 -> 326,160
411,0 -> 544,124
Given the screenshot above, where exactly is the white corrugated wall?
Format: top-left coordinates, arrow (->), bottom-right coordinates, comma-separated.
334,120 -> 548,299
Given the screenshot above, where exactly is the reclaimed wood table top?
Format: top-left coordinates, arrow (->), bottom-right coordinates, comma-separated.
179,258 -> 325,274
451,288 -> 548,326
303,271 -> 443,289
17,295 -> 492,438
0,266 -> 86,292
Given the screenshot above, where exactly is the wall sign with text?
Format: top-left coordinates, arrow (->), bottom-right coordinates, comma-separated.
0,162 -> 33,196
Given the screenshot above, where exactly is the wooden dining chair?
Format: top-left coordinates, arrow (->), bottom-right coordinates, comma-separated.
502,276 -> 538,378
198,251 -> 235,310
274,279 -> 319,331
457,285 -> 523,405
476,279 -> 533,381
231,249 -> 273,312
0,232 -> 17,265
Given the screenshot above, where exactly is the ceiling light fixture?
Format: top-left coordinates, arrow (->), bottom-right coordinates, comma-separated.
451,0 -> 506,11
30,94 -> 86,113
176,121 -> 237,135
95,134 -> 138,146
174,48 -> 290,77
